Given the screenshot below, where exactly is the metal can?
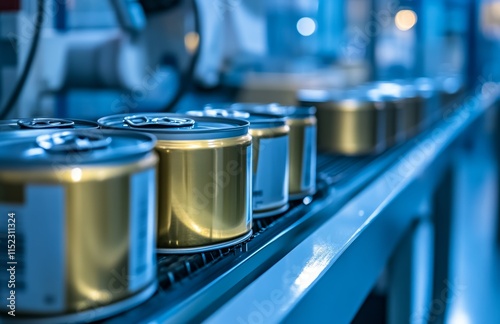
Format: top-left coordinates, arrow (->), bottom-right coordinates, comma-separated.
229,103 -> 317,200
0,118 -> 98,132
436,75 -> 465,113
98,113 -> 253,253
365,91 -> 399,147
400,83 -> 425,136
189,108 -> 290,218
368,82 -> 424,140
0,129 -> 158,323
414,77 -> 440,128
298,89 -> 390,155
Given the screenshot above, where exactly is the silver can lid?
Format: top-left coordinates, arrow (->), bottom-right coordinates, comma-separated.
363,81 -> 419,100
297,89 -> 335,103
0,118 -> 98,131
0,129 -> 156,167
98,113 -> 250,140
228,103 -> 316,119
298,88 -> 393,106
187,107 -> 286,129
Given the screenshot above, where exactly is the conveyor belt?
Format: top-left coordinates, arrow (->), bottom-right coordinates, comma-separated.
102,143 -> 408,323
154,153 -> 381,291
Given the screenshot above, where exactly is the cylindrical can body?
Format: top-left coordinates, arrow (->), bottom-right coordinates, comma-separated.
155,135 -> 252,248
362,82 -> 425,141
0,130 -> 158,322
384,100 -> 398,146
312,101 -> 385,155
399,95 -> 424,138
298,89 -> 399,155
414,77 -> 440,128
249,125 -> 289,215
227,104 -> 317,200
190,108 -> 290,217
287,115 -> 317,199
98,113 -> 253,252
437,75 -> 465,113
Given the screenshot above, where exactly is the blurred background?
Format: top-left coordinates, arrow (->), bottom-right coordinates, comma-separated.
2,0 -> 500,118
1,1 -> 499,323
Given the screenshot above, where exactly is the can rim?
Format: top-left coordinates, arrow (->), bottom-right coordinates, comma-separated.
299,88 -> 399,107
98,113 -> 250,140
157,230 -> 253,254
188,108 -> 287,129
6,282 -> 158,324
0,129 -> 156,167
0,118 -> 99,130
312,100 -> 381,111
228,103 -> 316,118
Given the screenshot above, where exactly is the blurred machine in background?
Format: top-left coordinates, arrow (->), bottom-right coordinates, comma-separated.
0,0 -> 200,119
3,0 -> 499,117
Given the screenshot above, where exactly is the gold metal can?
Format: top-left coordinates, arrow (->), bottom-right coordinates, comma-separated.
383,99 -> 399,146
414,77 -> 441,128
437,75 -> 465,113
400,85 -> 425,137
248,125 -> 289,215
0,130 -> 158,323
229,104 -> 317,200
299,89 -> 390,155
287,115 -> 317,199
368,82 -> 425,140
189,108 -> 290,218
364,88 -> 405,146
98,114 -> 253,253
316,101 -> 383,155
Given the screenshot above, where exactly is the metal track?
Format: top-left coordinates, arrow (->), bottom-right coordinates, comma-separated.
101,144 -> 408,323
153,153 -> 381,291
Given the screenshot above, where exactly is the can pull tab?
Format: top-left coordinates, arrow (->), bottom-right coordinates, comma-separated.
124,115 -> 195,128
36,131 -> 112,153
18,118 -> 75,129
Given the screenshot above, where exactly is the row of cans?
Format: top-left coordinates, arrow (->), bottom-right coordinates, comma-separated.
0,104 -> 317,322
298,78 -> 463,155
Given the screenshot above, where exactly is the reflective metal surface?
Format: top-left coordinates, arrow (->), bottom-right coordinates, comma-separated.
226,104 -> 317,200
99,113 -> 253,252
312,100 -> 385,155
0,133 -> 158,320
98,113 -> 250,141
0,118 -> 98,131
286,116 -> 317,199
366,82 -> 424,140
249,125 -> 289,215
205,94 -> 497,324
188,108 -> 290,217
155,135 -> 252,250
401,95 -> 425,138
101,91 -> 500,324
